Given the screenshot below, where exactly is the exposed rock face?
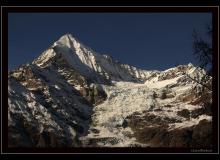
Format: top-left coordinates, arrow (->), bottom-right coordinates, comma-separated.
8,34 -> 212,148
79,85 -> 107,106
126,112 -> 212,148
8,74 -> 89,147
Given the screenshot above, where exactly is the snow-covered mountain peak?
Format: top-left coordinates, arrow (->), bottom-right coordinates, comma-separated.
58,33 -> 77,42
54,33 -> 80,49
31,34 -> 154,82
8,34 -> 212,148
32,34 -> 207,85
187,62 -> 193,67
33,34 -> 88,69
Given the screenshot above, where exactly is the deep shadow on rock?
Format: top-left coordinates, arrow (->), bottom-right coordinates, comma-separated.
8,64 -> 108,147
127,111 -> 212,148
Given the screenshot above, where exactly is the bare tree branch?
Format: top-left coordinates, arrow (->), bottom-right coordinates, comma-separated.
182,67 -> 212,92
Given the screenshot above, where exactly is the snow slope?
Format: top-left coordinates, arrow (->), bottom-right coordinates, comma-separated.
33,34 -> 158,83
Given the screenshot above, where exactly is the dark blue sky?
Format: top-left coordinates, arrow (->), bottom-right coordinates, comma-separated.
8,13 -> 212,71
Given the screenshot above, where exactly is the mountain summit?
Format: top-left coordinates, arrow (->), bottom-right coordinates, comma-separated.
33,33 -> 158,83
8,34 -> 212,148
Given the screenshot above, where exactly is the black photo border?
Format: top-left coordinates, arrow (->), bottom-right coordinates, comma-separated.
1,6 -> 219,154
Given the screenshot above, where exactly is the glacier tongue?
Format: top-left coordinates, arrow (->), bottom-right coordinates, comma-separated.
82,71 -> 212,147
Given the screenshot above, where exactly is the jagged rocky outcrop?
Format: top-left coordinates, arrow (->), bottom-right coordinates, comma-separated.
8,67 -> 92,147
8,34 -> 212,148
